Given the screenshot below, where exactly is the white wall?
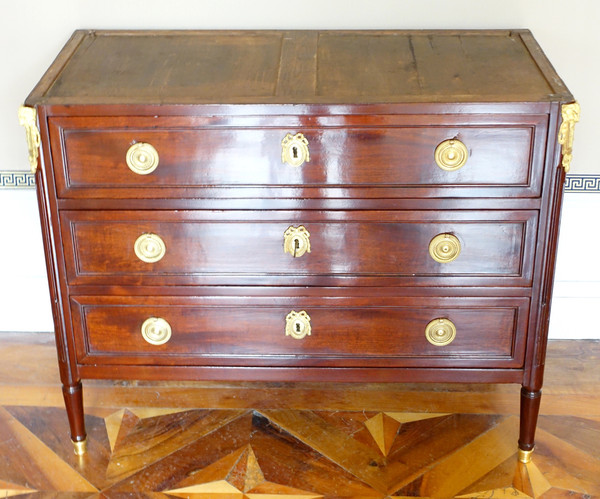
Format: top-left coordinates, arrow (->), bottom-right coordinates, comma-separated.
1,0 -> 598,336
549,193 -> 600,339
0,189 -> 53,332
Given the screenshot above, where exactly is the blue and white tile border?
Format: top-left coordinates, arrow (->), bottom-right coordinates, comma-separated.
1,170 -> 600,192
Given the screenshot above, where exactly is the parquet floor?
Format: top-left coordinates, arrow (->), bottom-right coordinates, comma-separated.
0,334 -> 598,498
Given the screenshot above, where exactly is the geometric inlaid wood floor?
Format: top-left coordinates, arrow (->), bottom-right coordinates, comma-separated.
0,335 -> 598,498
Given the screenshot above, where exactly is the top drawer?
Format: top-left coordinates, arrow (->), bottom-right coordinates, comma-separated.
48,114 -> 548,199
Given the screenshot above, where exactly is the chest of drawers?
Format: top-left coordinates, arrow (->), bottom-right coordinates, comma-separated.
20,30 -> 578,460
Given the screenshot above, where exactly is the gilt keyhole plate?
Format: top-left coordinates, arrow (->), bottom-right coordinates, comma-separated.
284,225 -> 311,258
282,133 -> 310,167
285,310 -> 312,340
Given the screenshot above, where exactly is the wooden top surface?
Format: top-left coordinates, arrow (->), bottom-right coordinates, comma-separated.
26,30 -> 572,106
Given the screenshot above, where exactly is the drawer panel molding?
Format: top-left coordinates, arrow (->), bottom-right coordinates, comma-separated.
61,210 -> 537,287
71,295 -> 529,369
49,114 -> 548,199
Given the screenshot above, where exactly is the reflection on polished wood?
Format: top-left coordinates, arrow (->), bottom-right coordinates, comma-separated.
0,334 -> 598,498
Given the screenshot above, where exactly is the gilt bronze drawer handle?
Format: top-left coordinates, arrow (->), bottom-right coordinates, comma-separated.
425,318 -> 456,346
141,317 -> 172,345
434,139 -> 468,171
285,310 -> 312,340
134,233 -> 166,263
429,233 -> 461,263
126,142 -> 160,175
282,132 -> 310,167
284,225 -> 311,258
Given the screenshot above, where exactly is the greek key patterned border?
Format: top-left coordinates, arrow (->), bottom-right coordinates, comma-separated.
1,171 -> 599,192
564,175 -> 600,192
0,171 -> 36,189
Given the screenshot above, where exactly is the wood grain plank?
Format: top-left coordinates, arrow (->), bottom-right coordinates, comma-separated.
245,481 -> 324,497
316,32 -> 420,99
258,409 -> 395,493
104,408 -> 125,452
248,411 -> 381,496
167,479 -> 243,496
228,445 -> 264,492
385,412 -> 451,423
532,427 -> 600,495
538,415 -> 600,460
0,480 -> 36,496
46,32 -> 284,103
25,30 -> 573,105
276,31 -> 318,98
167,445 -> 248,490
103,412 -> 254,494
0,407 -> 97,492
107,409 -> 248,481
415,416 -> 520,498
4,406 -> 111,491
455,455 -> 525,497
538,489 -> 593,499
518,31 -> 571,98
457,487 -> 531,498
524,461 -> 552,497
387,414 -> 505,492
2,383 -> 599,417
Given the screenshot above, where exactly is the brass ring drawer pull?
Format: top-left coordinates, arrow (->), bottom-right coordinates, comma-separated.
282,132 -> 310,167
429,233 -> 461,263
284,225 -> 311,258
126,142 -> 159,175
134,233 -> 166,263
434,139 -> 468,171
141,317 -> 172,345
285,310 -> 311,340
425,318 -> 456,346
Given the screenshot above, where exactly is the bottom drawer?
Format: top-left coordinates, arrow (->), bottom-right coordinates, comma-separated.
71,295 -> 528,369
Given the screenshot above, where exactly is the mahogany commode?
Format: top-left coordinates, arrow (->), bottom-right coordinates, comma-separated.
20,30 -> 578,461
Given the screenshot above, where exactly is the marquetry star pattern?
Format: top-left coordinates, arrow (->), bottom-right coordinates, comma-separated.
0,405 -> 598,497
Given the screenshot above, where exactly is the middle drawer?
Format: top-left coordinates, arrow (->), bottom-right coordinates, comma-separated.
61,210 -> 537,287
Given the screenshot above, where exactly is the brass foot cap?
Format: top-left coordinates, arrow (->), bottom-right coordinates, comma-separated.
72,438 -> 87,456
518,447 -> 534,463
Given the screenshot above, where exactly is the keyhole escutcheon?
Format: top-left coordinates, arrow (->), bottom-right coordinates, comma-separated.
284,225 -> 311,258
285,310 -> 312,340
281,133 -> 310,167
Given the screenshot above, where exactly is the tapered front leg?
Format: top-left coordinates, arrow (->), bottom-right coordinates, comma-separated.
62,381 -> 87,455
518,387 -> 542,463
